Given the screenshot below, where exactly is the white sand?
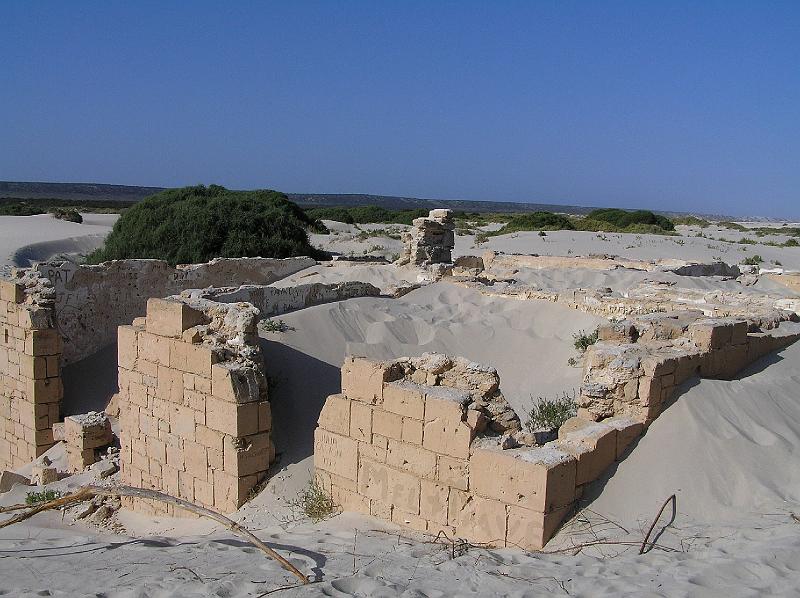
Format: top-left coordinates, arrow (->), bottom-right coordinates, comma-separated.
0,213 -> 118,273
2,221 -> 800,596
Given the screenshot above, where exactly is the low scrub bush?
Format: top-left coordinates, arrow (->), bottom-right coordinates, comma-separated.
49,207 -> 83,223
525,391 -> 577,431
742,255 -> 763,265
289,476 -> 339,522
489,212 -> 575,236
573,328 -> 599,353
25,490 -> 63,505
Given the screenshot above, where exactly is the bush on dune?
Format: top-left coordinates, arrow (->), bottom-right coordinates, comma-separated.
87,185 -> 326,265
489,211 -> 576,236
585,208 -> 675,231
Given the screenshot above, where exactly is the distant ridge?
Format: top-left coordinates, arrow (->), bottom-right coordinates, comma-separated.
0,181 -> 733,219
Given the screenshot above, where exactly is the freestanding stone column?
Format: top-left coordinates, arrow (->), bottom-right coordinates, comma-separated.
396,209 -> 455,267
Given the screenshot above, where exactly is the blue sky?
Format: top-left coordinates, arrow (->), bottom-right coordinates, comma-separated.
2,1 -> 798,218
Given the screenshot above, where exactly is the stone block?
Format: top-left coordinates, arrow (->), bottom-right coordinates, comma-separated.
341,357 -> 399,404
604,416 -> 644,459
372,409 -> 404,440
64,412 -> 113,450
386,439 -> 437,479
211,363 -> 261,403
146,298 -> 205,338
401,417 -> 423,445
205,397 -> 260,437
358,458 -> 421,515
0,280 -> 24,303
437,454 -> 469,490
471,446 -> 576,512
173,342 -> 217,378
382,381 -> 425,419
554,421 -> 617,486
450,493 -> 507,546
420,479 -> 450,524
422,392 -> 472,459
137,331 -> 170,366
24,329 -> 61,357
30,464 -> 58,485
66,445 -> 96,471
0,470 -> 29,492
19,355 -> 47,379
318,394 -> 351,436
349,401 -> 372,443
118,325 -> 139,370
314,428 -> 359,481
506,504 -> 572,550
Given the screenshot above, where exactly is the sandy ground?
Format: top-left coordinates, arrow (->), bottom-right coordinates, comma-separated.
3,216 -> 800,596
0,213 -> 118,274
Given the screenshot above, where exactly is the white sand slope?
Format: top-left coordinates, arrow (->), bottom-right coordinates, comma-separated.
0,213 -> 118,272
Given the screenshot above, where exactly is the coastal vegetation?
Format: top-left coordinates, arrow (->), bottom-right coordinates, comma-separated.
87,185 -> 326,265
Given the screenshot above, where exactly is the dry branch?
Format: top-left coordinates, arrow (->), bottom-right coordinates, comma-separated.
0,484 -> 309,585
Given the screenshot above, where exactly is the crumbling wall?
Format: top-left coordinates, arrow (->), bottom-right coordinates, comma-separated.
35,257 -> 315,363
578,315 -> 800,422
192,281 -> 381,316
117,297 -> 273,515
0,275 -> 62,469
315,317 -> 800,549
396,210 -> 455,267
314,354 -> 612,550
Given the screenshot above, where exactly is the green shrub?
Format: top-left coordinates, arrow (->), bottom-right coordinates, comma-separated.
49,207 -> 83,223
785,239 -> 799,247
26,490 -> 63,505
305,207 -> 355,224
573,328 -> 599,353
585,208 -> 674,231
88,185 -> 326,265
719,221 -> 748,232
525,391 -> 577,431
259,319 -> 294,333
742,255 -> 763,265
288,476 -> 339,522
672,215 -> 710,227
489,212 -> 575,236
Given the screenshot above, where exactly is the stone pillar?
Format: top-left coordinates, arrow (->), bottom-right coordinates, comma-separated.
397,209 -> 455,267
0,277 -> 62,470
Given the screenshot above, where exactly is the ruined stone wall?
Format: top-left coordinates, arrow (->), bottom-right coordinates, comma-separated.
0,276 -> 62,469
191,281 -> 381,316
315,316 -> 800,549
35,257 -> 315,363
579,316 -> 800,423
397,209 -> 455,267
117,297 -> 273,515
313,355 -> 638,550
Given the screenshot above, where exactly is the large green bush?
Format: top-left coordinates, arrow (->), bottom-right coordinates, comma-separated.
585,208 -> 674,231
88,185 -> 326,265
489,211 -> 576,236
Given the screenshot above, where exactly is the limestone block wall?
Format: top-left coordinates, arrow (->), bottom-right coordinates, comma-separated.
579,316 -> 800,423
117,297 -> 273,515
192,281 -> 381,317
396,209 -> 455,266
35,257 -> 315,363
313,355 -> 638,550
0,276 -> 62,470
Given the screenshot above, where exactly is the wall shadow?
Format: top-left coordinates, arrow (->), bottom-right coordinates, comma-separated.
61,342 -> 118,416
258,338 -> 340,467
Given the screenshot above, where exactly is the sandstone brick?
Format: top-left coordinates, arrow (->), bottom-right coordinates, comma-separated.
450,494 -> 507,546
401,417 -> 423,445
437,454 -> 469,490
146,298 -> 205,338
173,342 -> 217,377
420,479 -> 450,524
137,331 -> 170,366
554,421 -> 617,486
372,409 -> 403,440
318,394 -> 351,436
211,363 -> 261,403
0,280 -> 24,303
358,440 -> 386,463
223,435 -> 269,477
341,357 -> 398,404
382,381 -> 425,419
184,443 -> 208,480
422,414 -> 472,459
314,428 -> 359,481
349,401 -> 372,443
205,397 -> 260,437
24,329 -> 61,357
118,325 -> 139,370
331,485 -> 369,513
604,416 -> 644,459
19,355 -> 47,379
358,458 -> 420,515
506,504 -> 572,551
64,413 -> 113,450
391,507 -> 428,532
386,439 -> 437,479
471,446 -> 577,512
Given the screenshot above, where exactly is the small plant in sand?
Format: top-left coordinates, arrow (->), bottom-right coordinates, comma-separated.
742,255 -> 763,266
572,328 -> 599,353
25,490 -> 63,506
525,391 -> 577,432
474,231 -> 489,245
259,319 -> 294,333
538,230 -> 547,237
289,476 -> 339,522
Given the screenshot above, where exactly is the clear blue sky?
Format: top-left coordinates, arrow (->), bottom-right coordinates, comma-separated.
2,1 -> 798,218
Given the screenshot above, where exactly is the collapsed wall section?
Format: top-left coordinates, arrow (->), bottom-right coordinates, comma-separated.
396,209 -> 455,267
117,297 -> 273,515
36,257 -> 315,363
0,275 -> 62,469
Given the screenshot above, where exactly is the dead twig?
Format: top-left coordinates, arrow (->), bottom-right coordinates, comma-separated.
0,485 -> 309,585
639,494 -> 677,555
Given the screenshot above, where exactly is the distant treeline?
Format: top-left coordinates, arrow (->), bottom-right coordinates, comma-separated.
488,208 -> 677,236
0,197 -> 137,216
